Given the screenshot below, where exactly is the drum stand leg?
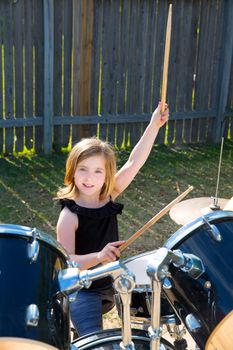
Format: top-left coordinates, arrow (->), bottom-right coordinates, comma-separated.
114,274 -> 135,350
148,279 -> 163,350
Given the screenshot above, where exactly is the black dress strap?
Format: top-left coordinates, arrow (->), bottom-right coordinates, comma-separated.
59,198 -> 124,218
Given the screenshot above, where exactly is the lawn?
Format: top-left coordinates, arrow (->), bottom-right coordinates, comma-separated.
1,140 -> 233,260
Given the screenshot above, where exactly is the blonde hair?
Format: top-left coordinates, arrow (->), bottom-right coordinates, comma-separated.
57,138 -> 116,200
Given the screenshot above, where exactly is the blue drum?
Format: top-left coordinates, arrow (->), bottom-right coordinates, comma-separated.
0,224 -> 70,350
163,211 -> 233,349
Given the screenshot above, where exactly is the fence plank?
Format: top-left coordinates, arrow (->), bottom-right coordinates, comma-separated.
13,0 -> 24,152
183,0 -> 200,143
80,0 -> 94,137
43,0 -> 54,154
0,2 -> 3,153
3,0 -> 14,153
62,0 -> 72,147
53,0 -> 63,151
152,0 -> 167,106
209,0 -> 224,111
72,0 -> 82,144
101,0 -> 118,144
108,0 -> 122,145
24,0 -> 34,150
191,0 -> 211,143
34,0 -> 44,153
166,0 -> 175,144
200,0 -> 219,142
100,0 -> 114,142
116,0 -> 131,148
143,0 -> 157,113
173,0 -> 185,144
125,0 -> 141,146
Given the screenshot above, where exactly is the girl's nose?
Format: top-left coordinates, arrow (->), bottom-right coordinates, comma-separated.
84,172 -> 92,180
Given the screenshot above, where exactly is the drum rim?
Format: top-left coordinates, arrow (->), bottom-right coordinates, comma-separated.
72,328 -> 174,349
0,223 -> 69,259
164,210 -> 233,249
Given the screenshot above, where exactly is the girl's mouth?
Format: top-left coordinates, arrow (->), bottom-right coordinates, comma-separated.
83,183 -> 94,188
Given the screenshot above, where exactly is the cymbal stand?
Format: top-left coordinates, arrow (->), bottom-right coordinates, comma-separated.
114,271 -> 136,350
210,137 -> 224,210
146,248 -> 174,350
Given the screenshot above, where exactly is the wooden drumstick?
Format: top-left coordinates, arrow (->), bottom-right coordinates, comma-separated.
119,185 -> 193,253
161,4 -> 172,112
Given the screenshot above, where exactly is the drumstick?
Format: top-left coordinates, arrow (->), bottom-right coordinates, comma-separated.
119,185 -> 193,253
161,4 -> 172,112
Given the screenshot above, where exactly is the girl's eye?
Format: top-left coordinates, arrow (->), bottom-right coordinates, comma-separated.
95,170 -> 103,174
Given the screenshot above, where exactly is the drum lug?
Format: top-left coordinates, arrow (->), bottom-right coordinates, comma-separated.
68,291 -> 78,302
27,228 -> 40,263
26,304 -> 39,327
202,217 -> 222,242
185,313 -> 201,333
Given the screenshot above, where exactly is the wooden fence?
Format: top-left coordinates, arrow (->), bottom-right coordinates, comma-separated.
0,0 -> 233,154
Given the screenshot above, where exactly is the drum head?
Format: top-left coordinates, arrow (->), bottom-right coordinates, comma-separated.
0,338 -> 58,350
123,250 -> 158,285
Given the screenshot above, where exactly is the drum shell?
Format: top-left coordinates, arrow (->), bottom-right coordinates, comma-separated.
163,212 -> 233,349
72,328 -> 174,350
0,225 -> 70,350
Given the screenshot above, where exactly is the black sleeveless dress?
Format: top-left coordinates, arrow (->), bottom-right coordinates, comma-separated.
59,199 -> 124,290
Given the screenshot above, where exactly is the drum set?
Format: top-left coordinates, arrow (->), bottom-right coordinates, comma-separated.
1,197 -> 233,350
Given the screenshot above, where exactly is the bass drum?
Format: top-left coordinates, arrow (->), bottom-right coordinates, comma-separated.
163,211 -> 233,349
0,224 -> 70,350
72,328 -> 174,349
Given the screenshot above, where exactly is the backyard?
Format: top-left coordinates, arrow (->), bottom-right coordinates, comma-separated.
1,140 -> 232,259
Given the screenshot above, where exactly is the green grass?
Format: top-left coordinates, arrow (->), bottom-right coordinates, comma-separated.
0,141 -> 233,260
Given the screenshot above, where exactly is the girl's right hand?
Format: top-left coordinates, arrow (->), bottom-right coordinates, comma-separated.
97,241 -> 125,263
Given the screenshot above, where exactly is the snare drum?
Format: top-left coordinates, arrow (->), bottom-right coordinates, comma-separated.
0,224 -> 70,350
123,251 -> 174,320
163,211 -> 233,349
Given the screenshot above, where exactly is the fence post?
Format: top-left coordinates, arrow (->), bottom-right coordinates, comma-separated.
213,0 -> 233,143
43,0 -> 54,154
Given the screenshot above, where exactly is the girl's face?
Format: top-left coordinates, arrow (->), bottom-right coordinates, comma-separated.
74,155 -> 106,198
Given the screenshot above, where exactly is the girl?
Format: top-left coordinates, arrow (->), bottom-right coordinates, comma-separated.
56,102 -> 169,337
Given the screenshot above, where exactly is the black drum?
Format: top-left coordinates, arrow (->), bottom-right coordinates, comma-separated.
72,328 -> 174,349
163,211 -> 233,349
123,251 -> 175,320
0,224 -> 70,350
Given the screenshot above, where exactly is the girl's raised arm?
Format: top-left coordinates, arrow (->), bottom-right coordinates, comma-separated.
112,103 -> 169,199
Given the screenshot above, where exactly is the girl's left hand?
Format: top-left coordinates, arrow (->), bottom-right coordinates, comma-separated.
151,102 -> 169,128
